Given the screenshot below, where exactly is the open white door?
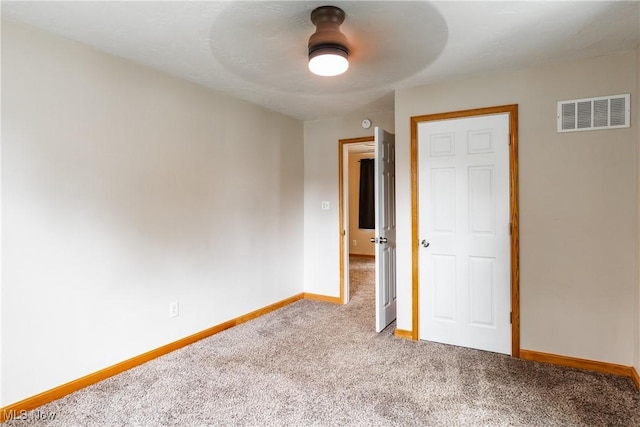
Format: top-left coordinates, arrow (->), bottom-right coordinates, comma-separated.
374,127 -> 397,332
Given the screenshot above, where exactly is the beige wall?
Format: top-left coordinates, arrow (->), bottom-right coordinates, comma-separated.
348,153 -> 375,256
1,21 -> 304,405
304,112 -> 394,297
396,51 -> 638,366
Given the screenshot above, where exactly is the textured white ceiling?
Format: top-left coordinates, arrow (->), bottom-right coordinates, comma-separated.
3,1 -> 639,121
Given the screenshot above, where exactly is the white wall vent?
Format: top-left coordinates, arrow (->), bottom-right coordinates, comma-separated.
557,94 -> 630,132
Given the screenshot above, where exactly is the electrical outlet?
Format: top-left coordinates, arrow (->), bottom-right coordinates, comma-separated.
353,240 -> 357,246
321,201 -> 330,210
169,301 -> 179,318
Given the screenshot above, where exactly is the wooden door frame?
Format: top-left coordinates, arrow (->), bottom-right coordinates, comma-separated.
410,104 -> 520,357
339,136 -> 375,304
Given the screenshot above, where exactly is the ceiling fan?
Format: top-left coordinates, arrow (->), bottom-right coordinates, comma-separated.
307,5 -> 349,77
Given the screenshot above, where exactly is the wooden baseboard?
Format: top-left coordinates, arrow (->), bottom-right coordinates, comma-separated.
394,329 -> 414,340
303,292 -> 342,304
0,293 -> 305,423
235,294 -> 304,324
520,349 -> 638,389
631,367 -> 640,389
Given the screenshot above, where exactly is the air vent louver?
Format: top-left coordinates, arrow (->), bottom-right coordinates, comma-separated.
557,94 -> 630,132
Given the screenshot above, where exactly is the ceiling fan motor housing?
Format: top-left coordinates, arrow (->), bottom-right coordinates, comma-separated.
308,6 -> 349,60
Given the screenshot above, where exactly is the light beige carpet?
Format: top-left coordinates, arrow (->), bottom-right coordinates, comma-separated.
4,255 -> 639,426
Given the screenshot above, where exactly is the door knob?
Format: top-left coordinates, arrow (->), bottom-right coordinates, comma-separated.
421,240 -> 430,248
379,237 -> 388,244
370,237 -> 378,243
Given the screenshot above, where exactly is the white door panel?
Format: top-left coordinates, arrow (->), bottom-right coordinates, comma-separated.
375,128 -> 397,332
418,114 -> 510,354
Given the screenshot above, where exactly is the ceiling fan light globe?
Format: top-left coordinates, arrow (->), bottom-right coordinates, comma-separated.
308,53 -> 349,77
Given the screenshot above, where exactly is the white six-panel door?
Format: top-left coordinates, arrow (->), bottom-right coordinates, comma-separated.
374,128 -> 397,332
418,114 -> 511,354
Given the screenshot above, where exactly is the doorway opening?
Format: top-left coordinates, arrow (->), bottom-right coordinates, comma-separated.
339,136 -> 375,304
339,129 -> 397,333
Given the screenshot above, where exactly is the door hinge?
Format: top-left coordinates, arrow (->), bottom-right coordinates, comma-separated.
509,223 -> 512,235
510,312 -> 513,324
509,133 -> 512,145
342,230 -> 346,236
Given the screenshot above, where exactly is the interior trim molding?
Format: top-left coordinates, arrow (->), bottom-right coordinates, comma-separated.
394,329 -> 413,340
303,292 -> 342,305
410,104 -> 520,358
0,293 -> 305,423
520,349 -> 639,389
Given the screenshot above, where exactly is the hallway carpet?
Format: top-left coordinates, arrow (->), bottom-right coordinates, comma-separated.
5,256 -> 639,426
